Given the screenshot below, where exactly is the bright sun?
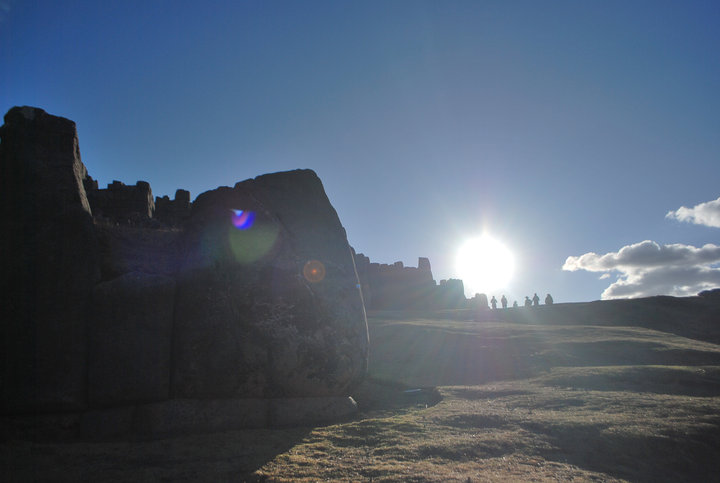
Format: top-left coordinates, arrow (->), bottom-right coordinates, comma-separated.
455,235 -> 515,296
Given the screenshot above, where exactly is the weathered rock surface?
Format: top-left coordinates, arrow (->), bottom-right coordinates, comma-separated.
88,272 -> 176,406
1,106 -> 369,434
0,106 -> 99,413
173,170 -> 369,398
95,222 -> 183,279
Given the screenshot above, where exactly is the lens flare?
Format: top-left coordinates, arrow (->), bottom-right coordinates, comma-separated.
303,260 -> 326,283
231,209 -> 255,230
229,221 -> 279,264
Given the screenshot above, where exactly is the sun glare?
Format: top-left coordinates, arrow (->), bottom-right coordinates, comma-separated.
456,235 -> 515,296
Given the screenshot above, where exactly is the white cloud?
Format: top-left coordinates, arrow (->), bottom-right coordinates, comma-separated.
563,240 -> 720,299
666,196 -> 720,228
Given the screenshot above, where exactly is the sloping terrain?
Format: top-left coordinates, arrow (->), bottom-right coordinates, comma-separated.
4,307 -> 720,481
256,314 -> 720,481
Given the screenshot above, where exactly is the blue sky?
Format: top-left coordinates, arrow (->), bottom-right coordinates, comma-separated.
2,0 -> 719,302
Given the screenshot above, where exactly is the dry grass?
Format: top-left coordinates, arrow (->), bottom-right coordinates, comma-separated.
4,313 -> 720,481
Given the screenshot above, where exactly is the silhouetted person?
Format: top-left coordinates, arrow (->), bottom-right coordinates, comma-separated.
545,293 -> 554,305
501,295 -> 508,309
524,296 -> 532,307
490,296 -> 497,309
532,293 -> 540,306
513,301 -> 518,308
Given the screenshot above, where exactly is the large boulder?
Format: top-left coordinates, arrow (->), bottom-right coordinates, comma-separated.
173,170 -> 369,398
0,107 -> 99,413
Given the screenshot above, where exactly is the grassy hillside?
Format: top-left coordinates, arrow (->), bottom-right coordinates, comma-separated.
258,314 -> 720,481
4,304 -> 720,481
367,315 -> 720,387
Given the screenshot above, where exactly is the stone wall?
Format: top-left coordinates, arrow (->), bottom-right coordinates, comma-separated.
82,174 -> 190,226
353,252 -> 467,310
155,189 -> 191,224
88,179 -> 155,221
0,107 -> 367,435
0,106 -> 99,413
435,278 -> 467,309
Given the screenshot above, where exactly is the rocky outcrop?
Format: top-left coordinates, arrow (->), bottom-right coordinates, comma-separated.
0,106 -> 100,413
0,106 -> 367,434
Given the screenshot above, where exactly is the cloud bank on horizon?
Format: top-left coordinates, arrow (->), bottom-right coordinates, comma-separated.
564,196 -> 720,299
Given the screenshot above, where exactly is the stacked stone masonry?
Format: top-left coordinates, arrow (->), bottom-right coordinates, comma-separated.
353,251 -> 466,310
0,106 -> 367,435
85,178 -> 191,225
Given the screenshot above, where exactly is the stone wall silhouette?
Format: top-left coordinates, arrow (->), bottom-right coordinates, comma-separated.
1,106 -> 99,414
154,188 -> 191,224
353,252 -> 466,310
87,179 -> 155,221
85,177 -> 191,225
0,106 -> 368,436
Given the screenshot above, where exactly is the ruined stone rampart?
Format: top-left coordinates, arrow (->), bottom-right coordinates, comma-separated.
83,177 -> 192,226
87,179 -> 155,221
154,188 -> 191,224
353,252 -> 466,310
0,106 -> 367,437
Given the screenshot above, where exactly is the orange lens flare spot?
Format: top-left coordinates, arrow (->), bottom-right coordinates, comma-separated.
303,260 -> 326,283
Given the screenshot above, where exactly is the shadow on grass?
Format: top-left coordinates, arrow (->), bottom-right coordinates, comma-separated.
367,315 -> 720,388
522,420 -> 720,483
351,376 -> 443,414
1,426 -> 312,482
542,365 -> 720,397
538,340 -> 720,367
444,387 -> 533,400
3,376 -> 444,481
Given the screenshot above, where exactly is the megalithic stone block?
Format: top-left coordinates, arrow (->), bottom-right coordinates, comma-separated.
173,170 -> 369,399
1,105 -> 370,434
88,272 -> 175,406
0,107 -> 100,413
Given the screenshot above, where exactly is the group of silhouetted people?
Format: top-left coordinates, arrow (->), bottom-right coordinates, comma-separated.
490,293 -> 553,309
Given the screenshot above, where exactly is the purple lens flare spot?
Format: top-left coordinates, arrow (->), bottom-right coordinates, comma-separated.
231,209 -> 255,230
